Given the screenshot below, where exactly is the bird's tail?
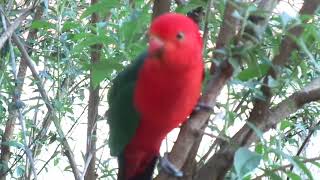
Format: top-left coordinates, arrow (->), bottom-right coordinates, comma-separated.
117,153 -> 158,180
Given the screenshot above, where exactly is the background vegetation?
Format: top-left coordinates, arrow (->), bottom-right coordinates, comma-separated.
0,0 -> 319,179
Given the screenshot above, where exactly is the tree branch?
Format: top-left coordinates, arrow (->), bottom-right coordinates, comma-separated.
84,0 -> 102,179
151,0 -> 171,20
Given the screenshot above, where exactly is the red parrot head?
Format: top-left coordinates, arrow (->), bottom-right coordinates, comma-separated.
148,13 -> 203,69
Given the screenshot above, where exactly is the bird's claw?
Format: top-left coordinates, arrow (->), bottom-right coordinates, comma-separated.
158,153 -> 183,177
194,102 -> 214,112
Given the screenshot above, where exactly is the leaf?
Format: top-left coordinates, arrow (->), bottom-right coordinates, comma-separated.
62,21 -> 80,31
31,20 -> 55,30
286,172 -> 301,180
64,165 -> 72,172
80,0 -> 119,19
175,0 -> 206,13
234,147 -> 262,178
119,8 -> 149,44
15,165 -> 25,177
72,34 -> 113,54
92,60 -> 123,88
280,120 -> 293,131
255,143 -> 264,154
237,63 -> 270,81
54,158 -> 60,166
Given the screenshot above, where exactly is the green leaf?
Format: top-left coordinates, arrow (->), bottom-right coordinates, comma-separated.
31,20 -> 55,30
237,63 -> 270,81
92,60 -> 123,88
15,165 -> 25,177
255,143 -> 264,154
72,34 -> 113,53
62,21 -> 80,31
234,147 -> 262,178
286,172 -> 301,180
175,0 -> 206,13
80,0 -> 119,19
54,158 -> 60,166
119,8 -> 149,45
280,120 -> 293,131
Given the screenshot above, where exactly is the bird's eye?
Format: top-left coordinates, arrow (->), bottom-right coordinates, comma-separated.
176,32 -> 185,40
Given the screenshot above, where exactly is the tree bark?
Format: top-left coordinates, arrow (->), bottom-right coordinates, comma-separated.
152,0 -> 171,20
84,0 -> 102,179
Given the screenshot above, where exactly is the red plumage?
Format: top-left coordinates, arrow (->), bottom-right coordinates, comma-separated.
123,13 -> 203,179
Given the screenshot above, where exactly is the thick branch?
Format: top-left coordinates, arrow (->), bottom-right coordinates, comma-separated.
152,0 -> 171,20
84,0 -> 101,179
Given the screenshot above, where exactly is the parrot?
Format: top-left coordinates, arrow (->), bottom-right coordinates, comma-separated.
107,13 -> 204,180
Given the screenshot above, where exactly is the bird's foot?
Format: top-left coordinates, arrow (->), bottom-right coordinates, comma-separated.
158,153 -> 183,177
194,102 -> 214,112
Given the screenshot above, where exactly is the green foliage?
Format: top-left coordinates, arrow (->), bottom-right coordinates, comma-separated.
80,0 -> 120,19
234,147 -> 262,178
237,63 -> 270,81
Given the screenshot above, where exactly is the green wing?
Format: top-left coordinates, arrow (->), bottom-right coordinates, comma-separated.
107,52 -> 147,156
